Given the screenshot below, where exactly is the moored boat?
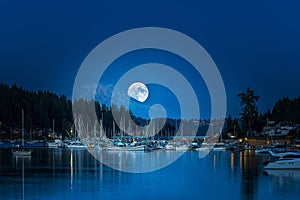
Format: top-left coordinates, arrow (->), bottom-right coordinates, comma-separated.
47,139 -> 64,148
263,151 -> 300,170
196,142 -> 213,152
165,143 -> 175,150
213,143 -> 226,151
12,147 -> 32,156
12,109 -> 33,156
255,148 -> 271,154
66,140 -> 87,148
175,144 -> 190,151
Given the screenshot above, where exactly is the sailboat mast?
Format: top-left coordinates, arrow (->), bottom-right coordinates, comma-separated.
113,120 -> 115,139
267,117 -> 269,146
53,119 -> 55,141
181,121 -> 183,137
30,129 -> 32,142
22,108 -> 24,148
211,123 -> 214,144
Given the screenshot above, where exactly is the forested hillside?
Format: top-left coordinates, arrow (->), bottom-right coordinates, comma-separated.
0,83 -> 73,133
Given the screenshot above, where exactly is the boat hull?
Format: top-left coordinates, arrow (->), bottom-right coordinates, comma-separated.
265,159 -> 300,169
213,147 -> 226,151
12,150 -> 32,156
106,146 -> 145,151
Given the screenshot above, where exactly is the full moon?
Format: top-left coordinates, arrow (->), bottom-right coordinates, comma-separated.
127,82 -> 149,102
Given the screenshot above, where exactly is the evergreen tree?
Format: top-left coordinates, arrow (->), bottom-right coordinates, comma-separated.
238,88 -> 260,136
225,114 -> 233,134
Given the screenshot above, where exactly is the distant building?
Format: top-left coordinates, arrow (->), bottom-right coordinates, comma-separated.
262,121 -> 295,136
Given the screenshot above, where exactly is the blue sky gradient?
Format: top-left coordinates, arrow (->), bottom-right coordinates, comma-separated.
0,0 -> 299,118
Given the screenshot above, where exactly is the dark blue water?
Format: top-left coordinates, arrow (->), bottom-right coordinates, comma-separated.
0,149 -> 299,200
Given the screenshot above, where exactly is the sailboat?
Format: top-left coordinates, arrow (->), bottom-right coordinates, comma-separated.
213,128 -> 226,151
12,108 -> 32,156
255,118 -> 272,154
175,122 -> 190,151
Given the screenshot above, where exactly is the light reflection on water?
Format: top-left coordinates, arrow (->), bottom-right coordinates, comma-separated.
0,149 -> 299,200
90,149 -> 182,173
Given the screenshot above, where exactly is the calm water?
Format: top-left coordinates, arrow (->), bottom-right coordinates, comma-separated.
0,149 -> 299,200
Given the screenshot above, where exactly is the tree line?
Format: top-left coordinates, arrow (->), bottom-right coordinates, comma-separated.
1,83 -> 299,139
226,88 -> 300,137
0,83 -> 178,139
0,83 -> 73,134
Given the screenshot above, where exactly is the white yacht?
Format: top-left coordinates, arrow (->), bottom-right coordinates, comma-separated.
165,143 -> 175,151
263,151 -> 300,169
255,148 -> 271,154
106,141 -> 146,151
66,140 -> 87,148
213,143 -> 226,151
175,144 -> 190,151
196,142 -> 213,152
47,139 -> 64,148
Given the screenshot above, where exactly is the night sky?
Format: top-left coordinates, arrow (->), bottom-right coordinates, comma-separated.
0,0 -> 299,119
